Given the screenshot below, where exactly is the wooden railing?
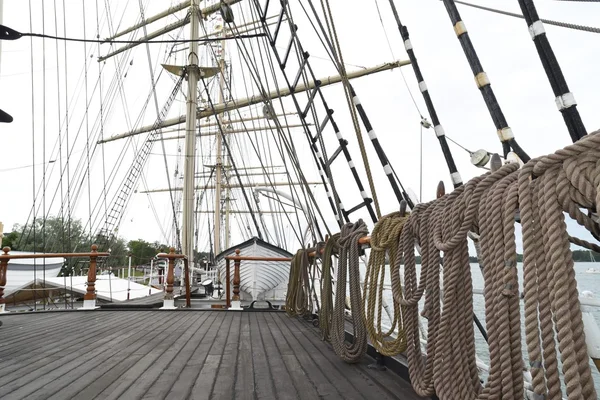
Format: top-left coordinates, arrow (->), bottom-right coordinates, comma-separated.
224,249 -> 292,309
0,244 -> 110,310
155,247 -> 190,309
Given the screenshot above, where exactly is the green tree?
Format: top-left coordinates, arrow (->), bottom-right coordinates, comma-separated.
127,239 -> 169,266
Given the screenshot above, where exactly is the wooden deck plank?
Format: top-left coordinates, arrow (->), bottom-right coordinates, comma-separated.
0,312 -> 84,356
0,312 -> 145,384
164,311 -> 228,400
0,312 -> 153,399
189,313 -> 234,400
210,312 -> 242,399
92,313 -> 201,400
0,310 -> 428,400
0,311 -> 139,373
266,313 -> 350,399
49,312 -> 205,400
264,313 -> 320,400
256,312 -> 298,400
140,312 -> 220,400
246,312 -> 277,400
286,315 -> 422,400
234,312 -> 256,400
107,312 -> 208,399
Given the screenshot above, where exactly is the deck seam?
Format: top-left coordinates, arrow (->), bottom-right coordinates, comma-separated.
0,311 -> 150,381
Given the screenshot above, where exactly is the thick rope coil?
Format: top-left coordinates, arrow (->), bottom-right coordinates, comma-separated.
330,220 -> 369,363
293,131 -> 600,398
319,234 -> 339,341
395,130 -> 600,400
363,211 -> 408,356
286,248 -> 313,318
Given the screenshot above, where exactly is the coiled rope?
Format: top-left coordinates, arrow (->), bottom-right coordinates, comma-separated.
330,220 -> 369,363
286,248 -> 313,318
396,130 -> 600,399
319,233 -> 339,341
363,211 -> 408,356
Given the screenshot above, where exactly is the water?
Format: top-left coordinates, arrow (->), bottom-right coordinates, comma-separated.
354,262 -> 600,395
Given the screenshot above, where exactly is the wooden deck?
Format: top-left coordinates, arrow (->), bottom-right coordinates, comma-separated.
0,310 -> 427,400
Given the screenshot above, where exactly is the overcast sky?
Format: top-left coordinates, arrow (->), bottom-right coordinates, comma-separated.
1,0 -> 599,253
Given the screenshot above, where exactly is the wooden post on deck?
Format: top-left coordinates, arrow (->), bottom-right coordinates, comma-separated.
230,249 -> 243,310
161,247 -> 177,309
0,247 -> 9,313
225,258 -> 231,308
81,244 -> 99,310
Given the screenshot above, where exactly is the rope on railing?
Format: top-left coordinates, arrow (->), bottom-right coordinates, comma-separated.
363,211 -> 408,356
396,131 -> 600,399
330,220 -> 369,363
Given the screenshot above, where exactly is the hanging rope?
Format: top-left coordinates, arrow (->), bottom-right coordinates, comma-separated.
319,233 -> 340,341
394,131 -> 600,399
330,220 -> 369,363
363,211 -> 408,356
286,248 -> 313,317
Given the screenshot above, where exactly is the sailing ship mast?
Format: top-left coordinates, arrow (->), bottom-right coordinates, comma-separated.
214,19 -> 227,257
181,0 -> 200,263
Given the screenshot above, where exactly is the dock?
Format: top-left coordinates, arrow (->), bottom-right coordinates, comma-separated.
0,310 -> 427,399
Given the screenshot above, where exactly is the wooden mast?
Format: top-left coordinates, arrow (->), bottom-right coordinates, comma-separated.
181,0 -> 200,262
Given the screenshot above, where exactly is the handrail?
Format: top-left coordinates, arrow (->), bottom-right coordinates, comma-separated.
224,255 -> 292,262
0,245 -> 109,311
307,236 -> 371,258
224,249 -> 292,309
156,247 -> 189,308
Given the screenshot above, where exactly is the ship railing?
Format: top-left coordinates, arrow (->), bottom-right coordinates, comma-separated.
224,249 -> 292,310
155,248 -> 190,309
303,243 -> 600,392
0,244 -> 110,311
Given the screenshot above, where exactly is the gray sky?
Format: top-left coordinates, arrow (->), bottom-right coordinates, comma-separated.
1,0 -> 599,253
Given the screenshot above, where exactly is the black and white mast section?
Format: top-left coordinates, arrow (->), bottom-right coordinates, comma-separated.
387,0 -> 462,188
515,0 -> 587,142
441,0 -> 531,162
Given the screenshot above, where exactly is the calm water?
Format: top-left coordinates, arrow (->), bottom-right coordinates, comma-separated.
354,262 -> 600,395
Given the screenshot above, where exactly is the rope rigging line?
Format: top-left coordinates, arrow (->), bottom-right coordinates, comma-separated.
197,13 -> 312,246
454,0 -> 600,35
138,0 -> 181,250
251,0 -> 380,227
394,132 -> 600,399
222,11 -> 331,242
319,0 -> 383,219
0,24 -> 267,45
198,76 -> 264,240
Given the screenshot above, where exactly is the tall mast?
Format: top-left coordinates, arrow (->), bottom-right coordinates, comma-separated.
182,0 -> 200,261
214,23 -> 227,256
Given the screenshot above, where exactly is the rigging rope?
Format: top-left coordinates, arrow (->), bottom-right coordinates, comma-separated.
454,0 -> 600,34
363,211 -> 408,356
320,0 -> 382,218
